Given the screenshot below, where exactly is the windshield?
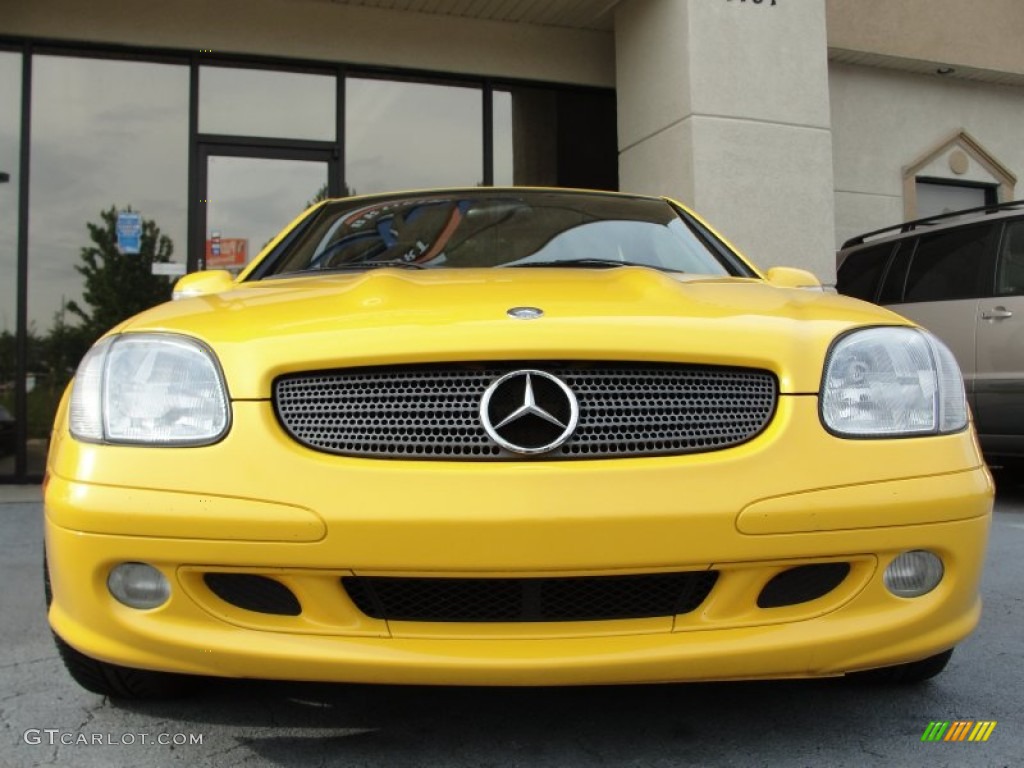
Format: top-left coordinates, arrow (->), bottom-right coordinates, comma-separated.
257,190 -> 752,278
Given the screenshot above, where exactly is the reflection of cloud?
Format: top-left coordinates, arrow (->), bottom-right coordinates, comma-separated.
200,66 -> 335,141
347,78 -> 483,194
207,157 -> 326,257
26,56 -> 189,329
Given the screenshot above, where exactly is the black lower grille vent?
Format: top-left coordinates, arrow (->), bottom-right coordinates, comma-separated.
342,571 -> 718,623
204,573 -> 302,616
756,563 -> 851,609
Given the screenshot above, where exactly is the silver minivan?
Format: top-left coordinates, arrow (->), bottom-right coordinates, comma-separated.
837,200 -> 1024,466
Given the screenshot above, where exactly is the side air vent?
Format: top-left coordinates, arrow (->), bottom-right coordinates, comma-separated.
756,563 -> 851,609
203,573 -> 302,616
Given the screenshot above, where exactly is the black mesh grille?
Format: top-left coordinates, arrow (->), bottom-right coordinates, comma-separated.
203,573 -> 302,616
342,571 -> 719,623
274,362 -> 777,460
756,563 -> 851,609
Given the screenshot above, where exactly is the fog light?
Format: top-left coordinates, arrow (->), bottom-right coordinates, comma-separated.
884,550 -> 944,597
107,562 -> 171,609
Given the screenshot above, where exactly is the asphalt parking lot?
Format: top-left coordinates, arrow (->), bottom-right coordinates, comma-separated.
2,481 -> 1021,768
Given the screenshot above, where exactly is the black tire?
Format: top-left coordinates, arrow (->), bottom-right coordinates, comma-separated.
45,551 -> 197,700
51,632 -> 197,699
989,460 -> 1024,490
847,648 -> 954,684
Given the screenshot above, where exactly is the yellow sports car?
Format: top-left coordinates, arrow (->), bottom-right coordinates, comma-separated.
44,189 -> 992,699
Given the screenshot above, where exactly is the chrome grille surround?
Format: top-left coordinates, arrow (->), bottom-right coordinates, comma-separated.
273,362 -> 778,460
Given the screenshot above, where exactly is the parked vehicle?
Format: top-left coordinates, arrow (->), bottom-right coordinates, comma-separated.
837,199 -> 1024,467
45,188 -> 992,698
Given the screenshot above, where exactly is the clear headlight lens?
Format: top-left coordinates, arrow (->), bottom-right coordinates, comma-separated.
70,333 -> 230,445
821,327 -> 967,437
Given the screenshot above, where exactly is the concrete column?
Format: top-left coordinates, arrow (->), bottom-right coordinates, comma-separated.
615,0 -> 836,278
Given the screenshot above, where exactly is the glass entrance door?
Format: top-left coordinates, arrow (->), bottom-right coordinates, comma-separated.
196,147 -> 336,273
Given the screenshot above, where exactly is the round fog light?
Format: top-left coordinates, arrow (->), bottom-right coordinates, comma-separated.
108,562 -> 171,609
884,550 -> 944,597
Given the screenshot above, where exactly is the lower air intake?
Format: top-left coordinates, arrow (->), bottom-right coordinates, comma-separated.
756,563 -> 851,609
342,571 -> 718,623
203,573 -> 302,616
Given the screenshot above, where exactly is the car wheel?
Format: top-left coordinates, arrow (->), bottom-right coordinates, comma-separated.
847,648 -> 954,684
44,552 -> 196,699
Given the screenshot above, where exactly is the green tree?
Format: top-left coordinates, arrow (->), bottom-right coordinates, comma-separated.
306,183 -> 330,209
305,183 -> 353,209
42,306 -> 91,386
65,206 -> 174,342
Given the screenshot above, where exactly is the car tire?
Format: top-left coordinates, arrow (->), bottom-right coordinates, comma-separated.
847,648 -> 954,684
989,460 -> 1024,489
44,552 -> 196,700
51,632 -> 197,699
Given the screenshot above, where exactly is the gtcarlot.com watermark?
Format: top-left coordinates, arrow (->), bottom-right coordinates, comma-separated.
24,729 -> 204,747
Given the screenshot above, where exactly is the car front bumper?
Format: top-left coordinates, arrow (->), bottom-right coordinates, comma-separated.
44,397 -> 993,685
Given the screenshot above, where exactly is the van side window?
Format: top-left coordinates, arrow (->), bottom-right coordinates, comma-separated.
836,243 -> 893,302
879,241 -> 912,304
903,224 -> 993,303
996,220 -> 1024,296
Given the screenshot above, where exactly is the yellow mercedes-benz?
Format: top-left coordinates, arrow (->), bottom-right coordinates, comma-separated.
44,189 -> 992,699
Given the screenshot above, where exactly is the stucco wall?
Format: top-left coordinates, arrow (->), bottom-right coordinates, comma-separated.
830,62 -> 1024,249
827,0 -> 1024,80
616,0 -> 836,280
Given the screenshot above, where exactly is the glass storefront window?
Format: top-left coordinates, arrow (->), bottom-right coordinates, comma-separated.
199,66 -> 336,141
27,55 -> 188,476
205,155 -> 328,271
0,51 -> 21,478
346,77 -> 482,195
1,44 -> 613,482
493,86 -> 557,187
493,85 -> 617,191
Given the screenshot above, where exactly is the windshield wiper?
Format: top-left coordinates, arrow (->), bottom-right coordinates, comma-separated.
315,260 -> 428,272
503,258 -> 676,271
272,260 -> 428,279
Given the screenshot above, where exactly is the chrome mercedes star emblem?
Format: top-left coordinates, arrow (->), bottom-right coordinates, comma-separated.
479,369 -> 579,455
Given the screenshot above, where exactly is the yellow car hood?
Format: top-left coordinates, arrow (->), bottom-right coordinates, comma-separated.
124,267 -> 908,398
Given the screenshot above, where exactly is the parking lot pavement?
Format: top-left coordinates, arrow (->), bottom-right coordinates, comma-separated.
3,482 -> 1022,768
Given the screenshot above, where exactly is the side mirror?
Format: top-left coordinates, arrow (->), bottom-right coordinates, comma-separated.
172,270 -> 236,300
765,266 -> 821,290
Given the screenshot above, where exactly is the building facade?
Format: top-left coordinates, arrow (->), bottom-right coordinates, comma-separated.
2,0 -> 1023,482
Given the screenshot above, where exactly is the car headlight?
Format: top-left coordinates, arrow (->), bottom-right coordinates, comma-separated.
70,333 -> 230,445
821,326 -> 967,437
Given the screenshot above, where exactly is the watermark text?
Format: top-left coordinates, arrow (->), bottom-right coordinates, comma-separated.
24,729 -> 204,747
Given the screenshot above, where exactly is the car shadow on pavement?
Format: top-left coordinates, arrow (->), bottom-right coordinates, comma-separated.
113,674 -> 954,766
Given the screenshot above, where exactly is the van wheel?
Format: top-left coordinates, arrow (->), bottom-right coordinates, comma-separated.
847,648 -> 954,684
45,552 -> 196,699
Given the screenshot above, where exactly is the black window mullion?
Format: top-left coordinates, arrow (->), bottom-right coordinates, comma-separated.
14,45 -> 32,480
335,65 -> 345,197
482,80 -> 493,187
187,56 -> 201,273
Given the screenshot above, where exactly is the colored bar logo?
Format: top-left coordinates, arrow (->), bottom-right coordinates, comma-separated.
921,721 -> 997,742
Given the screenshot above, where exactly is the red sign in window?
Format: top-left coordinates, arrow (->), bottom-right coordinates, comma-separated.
205,237 -> 248,268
